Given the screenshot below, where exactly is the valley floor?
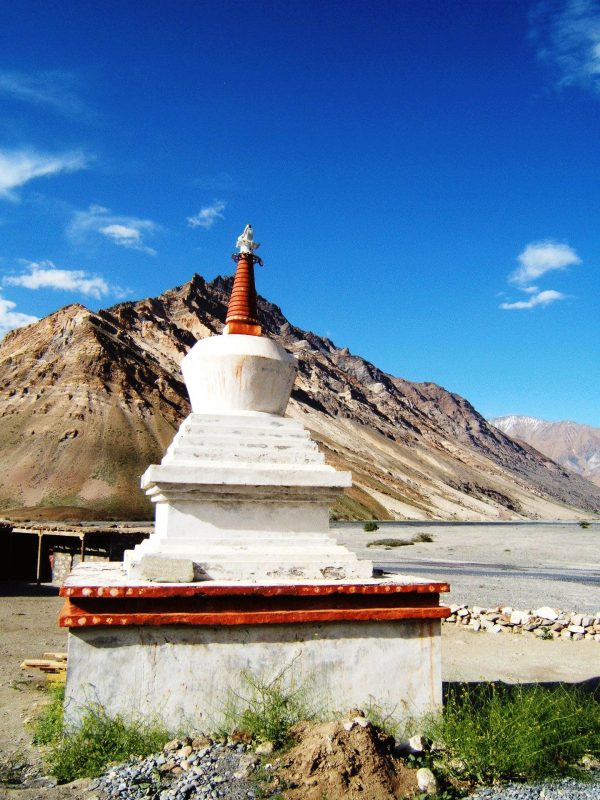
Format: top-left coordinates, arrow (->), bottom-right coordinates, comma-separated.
1,522 -> 599,792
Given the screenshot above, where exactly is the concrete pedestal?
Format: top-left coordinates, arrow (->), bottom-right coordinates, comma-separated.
60,563 -> 449,731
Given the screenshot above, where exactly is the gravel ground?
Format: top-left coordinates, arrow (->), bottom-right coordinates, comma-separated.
97,738 -> 262,800
467,776 -> 600,799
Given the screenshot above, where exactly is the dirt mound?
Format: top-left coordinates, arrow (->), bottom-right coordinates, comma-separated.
275,716 -> 419,800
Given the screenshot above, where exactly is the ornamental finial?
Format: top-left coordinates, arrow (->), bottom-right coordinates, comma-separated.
236,224 -> 260,254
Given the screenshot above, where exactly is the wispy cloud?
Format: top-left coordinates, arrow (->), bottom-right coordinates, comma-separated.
68,204 -> 158,255
510,240 -> 581,285
500,289 -> 566,310
0,69 -> 89,117
187,200 -> 225,229
5,260 -> 113,299
499,239 -> 580,310
0,148 -> 87,201
0,293 -> 38,337
532,0 -> 600,93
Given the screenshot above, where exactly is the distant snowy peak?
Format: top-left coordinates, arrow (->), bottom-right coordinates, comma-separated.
491,415 -> 547,434
490,416 -> 600,488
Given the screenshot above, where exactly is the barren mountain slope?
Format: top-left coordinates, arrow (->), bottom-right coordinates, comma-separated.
491,415 -> 600,488
0,274 -> 599,520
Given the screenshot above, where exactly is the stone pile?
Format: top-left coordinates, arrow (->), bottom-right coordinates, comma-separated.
445,605 -> 600,641
97,736 -> 261,800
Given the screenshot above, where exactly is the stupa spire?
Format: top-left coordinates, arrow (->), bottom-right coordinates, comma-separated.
224,224 -> 263,336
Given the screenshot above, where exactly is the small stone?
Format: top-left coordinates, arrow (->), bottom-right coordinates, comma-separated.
561,630 -> 572,639
354,716 -> 370,727
343,721 -> 355,731
164,739 -> 183,752
471,620 -> 481,632
192,736 -> 212,749
179,745 -> 193,758
571,614 -> 583,626
568,625 -> 586,634
534,606 -> 558,621
572,633 -> 584,641
457,608 -> 469,617
491,624 -> 504,633
255,741 -> 274,755
408,734 -> 427,752
582,615 -> 594,627
416,767 -> 438,794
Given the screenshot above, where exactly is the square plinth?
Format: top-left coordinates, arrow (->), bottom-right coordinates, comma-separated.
60,563 -> 450,731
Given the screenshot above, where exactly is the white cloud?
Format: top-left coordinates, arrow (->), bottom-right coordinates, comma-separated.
0,148 -> 87,201
68,205 -> 157,254
0,70 -> 87,117
187,200 -> 225,229
0,294 -> 38,336
500,289 -> 567,310
499,239 -> 580,310
532,0 -> 600,93
510,240 -> 581,285
5,260 -> 111,299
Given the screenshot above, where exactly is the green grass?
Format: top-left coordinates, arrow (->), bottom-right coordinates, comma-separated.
424,683 -> 600,785
32,684 -> 170,783
225,665 -> 314,749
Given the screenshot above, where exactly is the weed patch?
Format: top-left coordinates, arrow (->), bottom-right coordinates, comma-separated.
363,521 -> 379,532
424,683 -> 600,785
412,531 -> 434,543
225,665 -> 314,749
32,685 -> 170,783
367,538 -> 413,549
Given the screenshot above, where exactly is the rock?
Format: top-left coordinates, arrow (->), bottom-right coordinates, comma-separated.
354,716 -> 370,727
534,606 -> 559,621
568,625 -> 586,634
408,734 -> 428,752
416,766 -> 438,794
164,739 -> 183,752
255,741 -> 274,755
192,735 -> 212,749
343,721 -> 355,731
471,619 -> 481,632
179,745 -> 193,758
491,624 -> 504,633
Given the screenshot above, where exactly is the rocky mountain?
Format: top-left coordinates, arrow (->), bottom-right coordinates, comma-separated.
1,273 -> 599,521
491,415 -> 600,488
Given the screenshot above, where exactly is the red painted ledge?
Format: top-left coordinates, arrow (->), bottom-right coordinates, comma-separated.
60,581 -> 450,600
60,600 -> 450,628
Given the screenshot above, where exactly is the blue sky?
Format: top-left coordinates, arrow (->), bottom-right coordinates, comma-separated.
0,1 -> 599,426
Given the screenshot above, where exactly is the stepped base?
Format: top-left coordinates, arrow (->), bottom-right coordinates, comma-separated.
127,411 -> 373,582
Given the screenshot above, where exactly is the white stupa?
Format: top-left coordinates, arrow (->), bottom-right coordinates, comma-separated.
125,226 -> 373,582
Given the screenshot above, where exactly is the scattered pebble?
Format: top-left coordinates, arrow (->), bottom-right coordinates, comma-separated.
97,737 -> 261,800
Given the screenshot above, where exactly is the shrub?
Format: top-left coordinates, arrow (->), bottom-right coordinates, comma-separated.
424,682 -> 600,785
579,520 -> 591,529
32,686 -> 170,783
363,521 -> 379,532
366,538 -> 412,548
226,665 -> 313,749
412,532 -> 434,543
